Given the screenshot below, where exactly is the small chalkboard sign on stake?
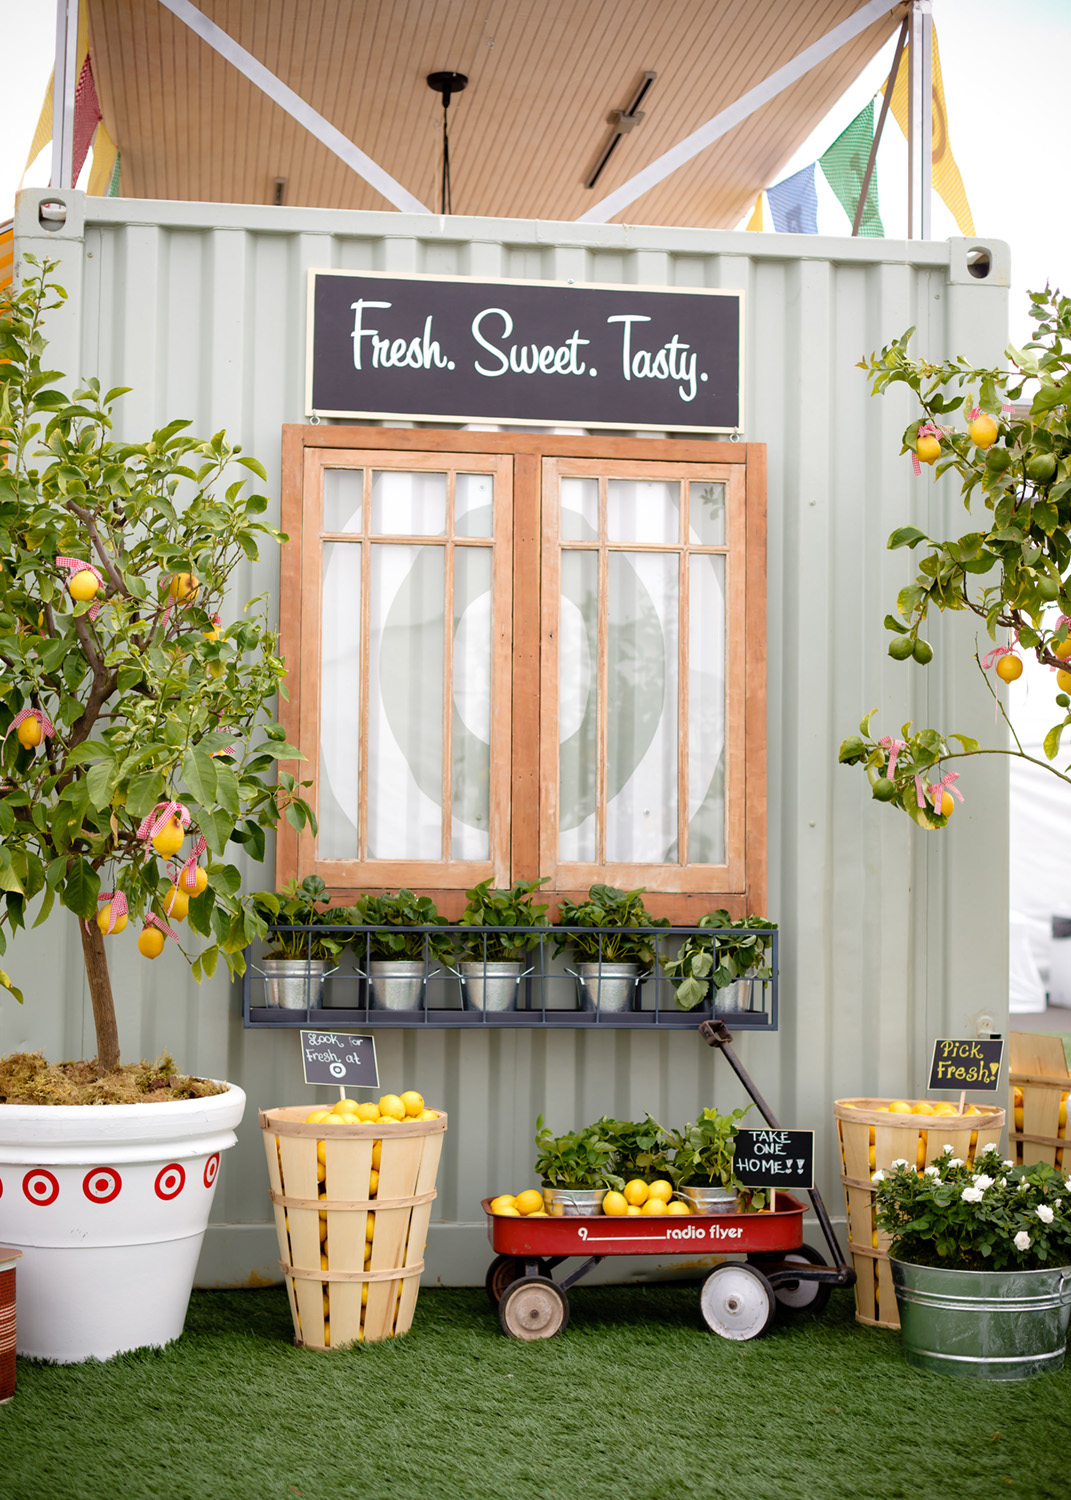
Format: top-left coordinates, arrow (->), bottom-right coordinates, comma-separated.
733,1129 -> 815,1212
299,1031 -> 379,1099
928,1038 -> 1005,1114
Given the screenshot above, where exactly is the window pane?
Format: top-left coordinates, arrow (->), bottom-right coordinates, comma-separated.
560,476 -> 598,541
323,469 -> 363,533
371,470 -> 446,536
606,552 -> 679,863
558,550 -> 598,862
367,544 -> 444,859
452,547 -> 492,859
688,554 -> 726,863
319,542 -> 361,858
688,481 -> 726,545
607,478 -> 679,544
455,472 -> 494,537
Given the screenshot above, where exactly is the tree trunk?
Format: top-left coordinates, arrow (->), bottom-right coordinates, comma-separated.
79,916 -> 121,1075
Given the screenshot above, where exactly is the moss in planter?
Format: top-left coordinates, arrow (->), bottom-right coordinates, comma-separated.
0,1051 -> 227,1105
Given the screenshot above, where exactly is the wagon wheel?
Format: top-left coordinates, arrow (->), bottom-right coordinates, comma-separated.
699,1263 -> 775,1341
764,1243 -> 832,1315
498,1276 -> 570,1341
485,1254 -> 526,1306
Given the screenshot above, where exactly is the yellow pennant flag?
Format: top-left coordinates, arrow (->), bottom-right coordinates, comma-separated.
885,22 -> 974,235
745,196 -> 763,232
86,123 -> 119,197
21,1 -> 97,186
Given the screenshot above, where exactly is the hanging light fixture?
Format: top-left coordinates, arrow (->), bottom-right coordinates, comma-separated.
427,71 -> 468,215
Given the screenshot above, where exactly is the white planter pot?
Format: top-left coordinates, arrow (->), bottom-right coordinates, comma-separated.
0,1082 -> 245,1363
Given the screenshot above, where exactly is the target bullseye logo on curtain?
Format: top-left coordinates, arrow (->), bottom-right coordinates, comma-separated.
22,1169 -> 59,1206
154,1164 -> 186,1201
82,1167 -> 122,1204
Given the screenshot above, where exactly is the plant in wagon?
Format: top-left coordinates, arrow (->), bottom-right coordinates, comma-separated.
668,1105 -> 759,1211
533,1115 -> 622,1212
839,286 -> 1071,826
661,910 -> 777,1011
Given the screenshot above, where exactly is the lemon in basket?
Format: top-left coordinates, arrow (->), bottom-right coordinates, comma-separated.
623,1179 -> 649,1207
515,1189 -> 544,1215
401,1090 -> 425,1116
379,1094 -> 406,1121
647,1180 -> 673,1203
489,1194 -> 516,1214
602,1191 -> 628,1216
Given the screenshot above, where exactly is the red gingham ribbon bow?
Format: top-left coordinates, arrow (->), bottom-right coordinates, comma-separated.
878,736 -> 905,782
57,557 -> 105,619
92,890 -> 128,935
175,835 -> 208,891
929,770 -> 964,815
967,406 -> 981,422
981,642 -> 1014,670
144,910 -> 179,943
136,800 -> 192,843
4,707 -> 56,742
911,423 -> 944,477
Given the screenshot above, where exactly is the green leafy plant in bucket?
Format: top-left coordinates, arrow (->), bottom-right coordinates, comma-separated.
533,1115 -> 622,1191
248,876 -> 350,960
662,912 -> 777,1010
592,1114 -> 674,1181
349,889 -> 452,962
455,877 -> 549,962
669,1105 -> 752,1189
553,885 -> 670,972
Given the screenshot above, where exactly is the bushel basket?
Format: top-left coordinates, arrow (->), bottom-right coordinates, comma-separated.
260,1106 -> 446,1348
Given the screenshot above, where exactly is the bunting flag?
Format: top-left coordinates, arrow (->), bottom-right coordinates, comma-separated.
87,124 -> 120,197
885,21 -> 974,235
72,56 -> 103,185
745,196 -> 763,232
766,164 -> 818,235
20,0 -> 117,198
819,99 -> 884,236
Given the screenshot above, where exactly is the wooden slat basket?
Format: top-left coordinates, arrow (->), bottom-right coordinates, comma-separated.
260,1106 -> 447,1349
1009,1033 -> 1069,1170
834,1098 -> 1004,1330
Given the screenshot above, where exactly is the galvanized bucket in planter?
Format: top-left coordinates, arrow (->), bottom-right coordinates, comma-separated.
571,962 -> 640,1013
456,960 -> 529,1012
891,1258 -> 1071,1380
543,1187 -> 605,1217
680,1185 -> 740,1215
260,958 -> 334,1010
366,960 -> 437,1012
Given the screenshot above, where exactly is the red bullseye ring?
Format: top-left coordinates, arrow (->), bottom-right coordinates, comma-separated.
82,1167 -> 122,1204
154,1163 -> 186,1201
202,1153 -> 220,1188
23,1169 -> 59,1206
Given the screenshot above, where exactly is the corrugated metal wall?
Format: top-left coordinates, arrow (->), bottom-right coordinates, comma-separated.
8,191 -> 1010,1284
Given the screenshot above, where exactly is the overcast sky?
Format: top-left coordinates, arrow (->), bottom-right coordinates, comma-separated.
2,0 -> 1070,346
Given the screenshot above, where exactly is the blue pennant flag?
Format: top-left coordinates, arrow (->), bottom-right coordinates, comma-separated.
767,164 -> 818,235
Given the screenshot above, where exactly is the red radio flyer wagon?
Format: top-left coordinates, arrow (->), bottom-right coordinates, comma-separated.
484,1020 -> 854,1341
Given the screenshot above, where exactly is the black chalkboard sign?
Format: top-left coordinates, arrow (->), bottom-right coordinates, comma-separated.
928,1038 -> 1004,1093
299,1031 -> 379,1089
306,270 -> 743,433
733,1129 -> 815,1190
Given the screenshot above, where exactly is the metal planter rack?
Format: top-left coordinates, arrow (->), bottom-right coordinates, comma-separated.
242,925 -> 778,1030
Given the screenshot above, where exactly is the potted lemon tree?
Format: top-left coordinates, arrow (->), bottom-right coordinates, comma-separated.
0,260 -> 313,1361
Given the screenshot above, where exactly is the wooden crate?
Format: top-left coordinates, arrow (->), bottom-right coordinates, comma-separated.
259,1107 -> 446,1349
1009,1033 -> 1070,1170
834,1098 -> 1004,1330
0,1249 -> 20,1404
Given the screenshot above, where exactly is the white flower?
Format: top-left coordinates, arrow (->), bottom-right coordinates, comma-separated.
948,1158 -> 964,1168
961,1186 -> 984,1203
943,1144 -> 954,1153
1014,1230 -> 1031,1252
1036,1204 -> 1055,1224
1004,1160 -> 1015,1170
973,1175 -> 994,1192
1066,1177 -> 1071,1191
998,1178 -> 1007,1188
1019,1182 -> 1029,1192
924,1166 -> 941,1178
871,1170 -> 886,1183
891,1158 -> 910,1169
1056,1199 -> 1063,1209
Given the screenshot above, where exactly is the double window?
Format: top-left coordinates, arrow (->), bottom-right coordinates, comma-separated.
278,430 -> 765,918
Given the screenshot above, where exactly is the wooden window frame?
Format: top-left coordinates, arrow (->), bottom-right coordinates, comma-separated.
278,426 -> 766,920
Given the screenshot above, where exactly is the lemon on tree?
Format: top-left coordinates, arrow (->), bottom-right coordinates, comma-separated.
151,817 -> 185,858
0,260 -> 314,1071
137,925 -> 166,959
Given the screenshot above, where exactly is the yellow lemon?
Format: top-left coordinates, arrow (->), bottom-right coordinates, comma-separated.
316,1160 -> 325,1183
1056,640 -> 1071,661
647,1180 -> 674,1203
915,434 -> 941,465
378,1094 -> 406,1121
494,1205 -> 521,1217
666,1200 -> 690,1216
888,1101 -> 913,1114
151,817 -> 185,859
1059,669 -> 1071,694
932,1102 -> 959,1117
369,1169 -> 379,1195
400,1090 -> 425,1117
526,1210 -> 549,1217
602,1191 -> 628,1216
418,1109 -> 439,1120
306,1109 -> 332,1124
96,902 -> 128,935
489,1194 -> 516,1214
969,414 -> 999,449
623,1179 -> 649,1207
16,717 -> 42,750
356,1102 -> 380,1123
626,1205 -> 642,1216
332,1100 -> 359,1116
316,1142 -> 326,1166
169,572 -> 199,602
365,1213 -> 376,1241
68,569 -> 100,602
1060,1094 -> 1068,1128
138,925 -> 166,959
371,1142 -> 382,1169
515,1189 -> 544,1216
163,885 -> 190,921
361,1284 -> 369,1308
869,1146 -> 877,1169
911,1102 -> 936,1115
996,654 -> 1023,683
641,1197 -> 667,1216
320,1253 -> 329,1272
179,865 -> 209,897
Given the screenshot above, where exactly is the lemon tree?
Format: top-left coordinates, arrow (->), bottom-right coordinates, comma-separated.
0,259 -> 313,1072
840,285 -> 1071,825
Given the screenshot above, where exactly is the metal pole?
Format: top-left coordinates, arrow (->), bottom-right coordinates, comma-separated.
50,0 -> 78,189
852,16 -> 907,236
920,0 -> 933,239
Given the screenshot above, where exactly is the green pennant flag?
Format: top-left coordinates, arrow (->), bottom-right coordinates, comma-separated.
819,100 -> 884,236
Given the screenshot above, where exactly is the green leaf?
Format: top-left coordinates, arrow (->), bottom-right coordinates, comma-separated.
199,944 -> 220,979
888,526 -> 930,550
883,614 -> 908,635
85,760 -> 116,811
63,859 -> 100,920
236,455 -> 268,481
1044,723 -> 1064,762
126,771 -> 165,819
183,747 -> 218,808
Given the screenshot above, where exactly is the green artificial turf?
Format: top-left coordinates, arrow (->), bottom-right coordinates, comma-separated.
3,1284 -> 1067,1500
